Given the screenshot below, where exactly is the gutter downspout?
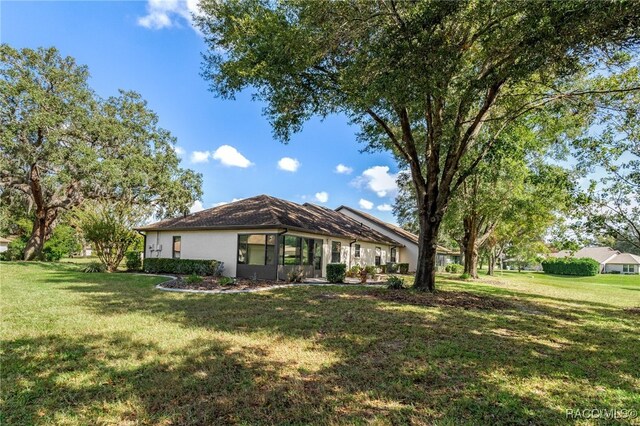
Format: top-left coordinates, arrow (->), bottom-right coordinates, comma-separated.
348,239 -> 357,270
136,230 -> 146,266
276,228 -> 288,281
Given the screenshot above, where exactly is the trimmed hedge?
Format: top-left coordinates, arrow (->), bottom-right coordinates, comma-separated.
445,263 -> 463,273
143,258 -> 224,276
541,258 -> 599,276
386,262 -> 410,274
326,263 -> 346,283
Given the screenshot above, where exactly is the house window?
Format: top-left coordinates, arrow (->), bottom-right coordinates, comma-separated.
354,243 -> 361,258
331,241 -> 341,263
281,235 -> 302,265
238,234 -> 276,265
390,247 -> 397,263
314,240 -> 323,269
172,236 -> 181,259
375,247 -> 381,266
623,264 -> 635,273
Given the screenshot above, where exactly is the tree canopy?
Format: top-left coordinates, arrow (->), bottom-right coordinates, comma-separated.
197,0 -> 640,290
0,45 -> 202,260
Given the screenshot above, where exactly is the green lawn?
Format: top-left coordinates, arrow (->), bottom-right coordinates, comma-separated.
2,262 -> 639,425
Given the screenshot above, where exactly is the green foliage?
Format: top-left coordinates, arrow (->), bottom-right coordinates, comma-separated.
364,265 -> 377,276
143,258 -> 224,276
386,275 -> 405,290
125,251 -> 142,271
43,224 -> 81,261
445,263 -> 464,274
397,263 -> 409,275
460,273 -> 472,280
541,258 -> 600,276
218,276 -> 235,286
287,267 -> 304,283
326,263 -> 346,284
81,261 -> 106,273
0,236 -> 28,261
184,274 -> 203,284
0,45 -> 203,260
345,265 -> 362,278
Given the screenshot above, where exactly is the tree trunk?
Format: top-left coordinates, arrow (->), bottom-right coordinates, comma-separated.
488,250 -> 496,276
414,215 -> 441,292
23,208 -> 57,260
462,216 -> 479,278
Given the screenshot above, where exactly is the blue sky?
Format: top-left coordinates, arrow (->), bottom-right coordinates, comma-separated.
1,1 -> 401,222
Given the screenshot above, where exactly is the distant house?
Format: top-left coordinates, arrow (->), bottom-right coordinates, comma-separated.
0,237 -> 11,253
335,205 -> 460,272
137,195 -> 403,280
550,246 -> 639,274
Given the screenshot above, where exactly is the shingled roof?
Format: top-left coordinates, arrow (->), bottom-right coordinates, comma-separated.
137,195 -> 401,246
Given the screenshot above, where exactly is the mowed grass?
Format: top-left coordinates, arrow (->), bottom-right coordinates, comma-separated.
1,262 -> 639,425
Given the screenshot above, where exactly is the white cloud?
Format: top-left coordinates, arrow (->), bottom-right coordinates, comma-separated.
315,191 -> 329,203
190,150 -> 210,163
277,157 -> 300,172
353,166 -> 399,197
359,199 -> 374,210
212,198 -> 243,207
189,200 -> 204,213
335,164 -> 353,174
137,0 -> 202,31
377,204 -> 393,212
212,145 -> 253,168
173,146 -> 186,156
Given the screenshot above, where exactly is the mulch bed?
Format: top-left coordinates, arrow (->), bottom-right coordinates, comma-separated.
162,276 -> 283,291
362,289 -> 513,310
623,307 -> 640,315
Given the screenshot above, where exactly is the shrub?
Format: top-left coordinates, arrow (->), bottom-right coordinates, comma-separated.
218,276 -> 235,286
125,251 -> 142,271
81,262 -> 106,273
185,273 -> 203,284
287,267 -> 304,283
610,270 -> 621,274
398,263 -> 409,274
459,273 -> 471,280
42,245 -> 64,262
345,265 -> 362,278
143,258 -> 224,276
364,265 -> 377,276
541,258 -> 599,276
445,263 -> 464,273
326,263 -> 346,283
386,262 -> 399,273
0,237 -> 27,261
386,275 -> 405,289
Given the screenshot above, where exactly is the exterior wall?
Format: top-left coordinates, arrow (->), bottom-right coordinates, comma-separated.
345,240 -> 392,270
336,208 -> 418,272
145,229 -> 281,277
0,242 -> 8,253
605,263 -> 640,274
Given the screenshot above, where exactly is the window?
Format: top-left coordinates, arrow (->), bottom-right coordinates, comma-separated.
623,264 -> 635,273
281,235 -> 302,265
172,236 -> 181,259
313,239 -> 323,269
354,243 -> 361,258
238,234 -> 276,265
390,247 -> 397,263
331,241 -> 341,263
375,247 -> 381,266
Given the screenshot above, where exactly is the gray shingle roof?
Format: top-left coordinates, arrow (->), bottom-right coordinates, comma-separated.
138,195 -> 402,246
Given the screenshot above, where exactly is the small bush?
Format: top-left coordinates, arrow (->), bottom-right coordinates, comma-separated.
610,270 -> 621,274
81,262 -> 106,273
42,246 -> 64,262
397,263 -> 409,274
386,262 -> 399,273
445,263 -> 464,273
459,273 -> 471,280
386,275 -> 405,289
185,274 -> 203,284
143,258 -> 224,276
364,265 -> 377,276
287,267 -> 304,283
218,276 -> 235,286
346,265 -> 362,278
541,258 -> 599,276
326,263 -> 346,283
125,251 -> 142,270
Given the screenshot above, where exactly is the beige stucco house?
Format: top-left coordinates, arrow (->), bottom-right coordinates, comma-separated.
551,246 -> 640,274
137,195 -> 403,280
335,205 -> 460,272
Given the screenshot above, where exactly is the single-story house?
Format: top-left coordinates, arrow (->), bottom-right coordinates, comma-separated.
137,195 -> 403,280
603,253 -> 640,274
550,246 -> 640,274
335,205 -> 460,272
0,237 -> 11,253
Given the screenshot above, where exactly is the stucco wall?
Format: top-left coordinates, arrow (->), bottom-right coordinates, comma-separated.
604,263 -> 639,274
336,208 -> 418,272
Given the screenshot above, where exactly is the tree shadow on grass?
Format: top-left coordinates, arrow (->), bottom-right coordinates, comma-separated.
6,271 -> 640,425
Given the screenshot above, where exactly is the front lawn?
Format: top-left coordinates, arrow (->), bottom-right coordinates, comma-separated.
1,262 -> 639,425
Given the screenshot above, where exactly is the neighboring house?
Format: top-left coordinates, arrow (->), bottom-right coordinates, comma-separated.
137,195 -> 402,280
335,205 -> 460,272
603,253 -> 640,275
550,246 -> 640,274
0,237 -> 11,253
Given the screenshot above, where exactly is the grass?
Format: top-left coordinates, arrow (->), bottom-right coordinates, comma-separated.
1,262 -> 639,425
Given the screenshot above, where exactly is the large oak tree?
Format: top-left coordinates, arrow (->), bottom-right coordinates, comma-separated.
0,46 -> 202,260
197,0 -> 639,290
